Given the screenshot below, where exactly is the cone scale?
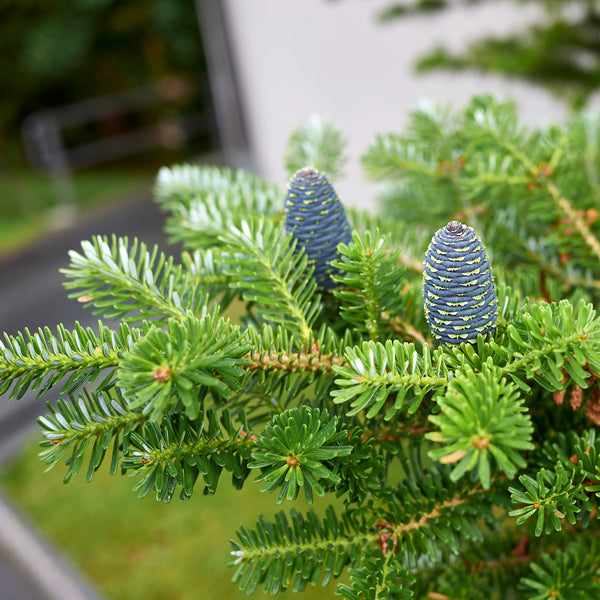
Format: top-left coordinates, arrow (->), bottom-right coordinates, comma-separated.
284,168 -> 352,291
423,221 -> 497,344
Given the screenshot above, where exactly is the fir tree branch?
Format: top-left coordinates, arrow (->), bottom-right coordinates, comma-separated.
284,115 -> 348,180
427,361 -> 534,490
331,231 -> 407,343
249,406 -> 353,504
332,340 -> 447,418
154,164 -> 282,249
547,181 -> 600,263
494,300 -> 600,392
509,462 -> 584,538
62,235 -> 203,324
123,409 -> 254,500
362,136 -> 441,180
337,546 -> 415,600
117,311 -> 250,421
385,494 -> 469,540
223,219 -> 321,345
469,104 -> 600,263
230,472 -> 495,595
0,321 -> 136,400
231,325 -> 347,418
245,348 -> 345,373
181,248 -> 236,288
230,506 -> 370,594
519,541 -> 600,599
38,388 -> 146,482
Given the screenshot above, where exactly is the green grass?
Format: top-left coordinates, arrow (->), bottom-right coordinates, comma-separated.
0,437 -> 347,600
0,169 -> 154,256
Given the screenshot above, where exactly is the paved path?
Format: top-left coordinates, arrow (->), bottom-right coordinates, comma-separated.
0,194 -> 171,462
0,194 -> 171,599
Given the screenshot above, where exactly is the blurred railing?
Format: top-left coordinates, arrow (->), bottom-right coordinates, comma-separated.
21,78 -> 218,224
20,0 -> 252,227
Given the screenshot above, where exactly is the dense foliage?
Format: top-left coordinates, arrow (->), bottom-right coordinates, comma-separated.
2,98 -> 600,598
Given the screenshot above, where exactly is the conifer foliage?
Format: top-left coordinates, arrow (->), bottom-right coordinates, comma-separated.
3,101 -> 600,598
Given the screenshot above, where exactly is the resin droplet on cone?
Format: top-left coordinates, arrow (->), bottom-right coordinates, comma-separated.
284,168 -> 352,291
423,221 -> 497,344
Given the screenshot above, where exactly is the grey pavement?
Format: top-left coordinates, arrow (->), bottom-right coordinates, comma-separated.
0,193 -> 172,463
0,193 -> 173,600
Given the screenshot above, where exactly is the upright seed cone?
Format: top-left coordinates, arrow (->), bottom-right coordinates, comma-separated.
423,221 -> 497,344
284,168 -> 352,291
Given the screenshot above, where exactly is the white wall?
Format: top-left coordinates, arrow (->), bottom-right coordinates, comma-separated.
222,0 -> 570,208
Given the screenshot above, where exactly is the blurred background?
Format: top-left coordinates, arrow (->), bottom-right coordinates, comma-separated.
1,0 -> 599,598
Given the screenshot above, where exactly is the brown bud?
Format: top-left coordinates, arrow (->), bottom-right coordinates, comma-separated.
570,385 -> 583,411
587,208 -> 599,224
152,366 -> 173,383
585,387 -> 600,425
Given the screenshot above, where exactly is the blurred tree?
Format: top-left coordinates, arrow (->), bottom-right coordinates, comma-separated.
342,0 -> 600,110
0,0 -> 209,164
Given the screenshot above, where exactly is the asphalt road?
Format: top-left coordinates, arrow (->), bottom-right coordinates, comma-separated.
0,194 -> 172,599
0,194 -> 171,459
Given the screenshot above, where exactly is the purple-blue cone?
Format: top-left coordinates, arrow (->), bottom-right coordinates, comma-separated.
284,168 -> 352,291
423,221 -> 497,344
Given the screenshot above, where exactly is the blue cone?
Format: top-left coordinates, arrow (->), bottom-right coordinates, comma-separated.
423,221 -> 497,344
284,168 -> 352,291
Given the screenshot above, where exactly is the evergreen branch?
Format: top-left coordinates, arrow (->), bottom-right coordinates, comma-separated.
155,164 -> 280,206
180,248 -> 236,289
336,547 -> 415,600
362,135 -> 442,180
233,366 -> 336,423
464,98 -> 600,262
464,97 -> 531,169
0,321 -> 136,400
494,300 -> 600,391
426,542 -> 535,600
538,429 -> 600,507
475,172 -> 529,187
509,463 -> 583,537
122,407 -> 254,500
117,311 -> 250,421
434,297 -> 600,396
346,207 -> 428,274
223,219 -> 321,345
334,428 -> 387,502
427,360 -> 534,489
62,235 -> 203,324
332,340 -> 448,419
249,406 -> 353,504
246,348 -> 344,373
519,542 -> 600,599
231,325 -> 345,420
230,475 -> 494,595
154,164 -> 282,249
331,230 -> 407,342
244,321 -> 345,366
284,115 -> 348,180
38,388 -> 145,483
370,462 -> 498,562
230,506 -> 370,595
547,181 -> 600,263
